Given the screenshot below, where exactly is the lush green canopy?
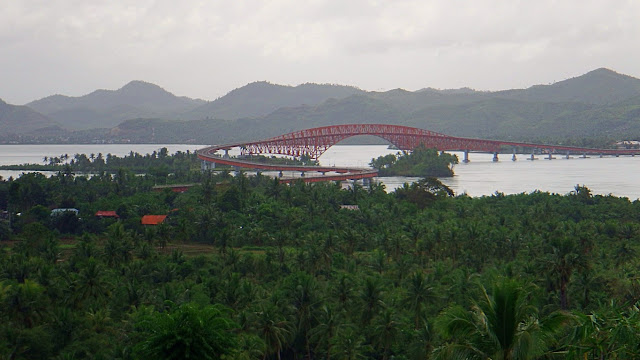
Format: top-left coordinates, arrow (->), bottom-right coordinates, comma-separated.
1,151 -> 640,359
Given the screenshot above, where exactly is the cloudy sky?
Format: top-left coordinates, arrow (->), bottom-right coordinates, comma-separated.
1,0 -> 639,104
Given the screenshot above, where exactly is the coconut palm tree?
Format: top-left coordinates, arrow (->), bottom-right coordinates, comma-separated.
330,327 -> 372,360
434,278 -> 570,360
372,308 -> 400,360
402,271 -> 437,329
133,303 -> 238,360
310,305 -> 343,360
254,304 -> 292,360
359,276 -> 385,326
72,258 -> 110,307
546,237 -> 585,310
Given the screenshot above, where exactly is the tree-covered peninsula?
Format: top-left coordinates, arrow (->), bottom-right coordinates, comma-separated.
370,145 -> 458,177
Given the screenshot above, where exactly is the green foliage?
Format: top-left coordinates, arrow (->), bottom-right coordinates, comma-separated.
371,145 -> 458,177
133,303 -> 238,360
2,153 -> 640,358
0,148 -> 200,177
434,279 -> 570,360
395,177 -> 455,208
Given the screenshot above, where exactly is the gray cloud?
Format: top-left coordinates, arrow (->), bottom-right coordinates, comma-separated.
1,0 -> 639,104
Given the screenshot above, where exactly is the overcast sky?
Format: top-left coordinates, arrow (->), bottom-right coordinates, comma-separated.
1,0 -> 639,105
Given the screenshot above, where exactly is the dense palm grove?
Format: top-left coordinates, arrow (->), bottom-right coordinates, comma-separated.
2,151 -> 640,359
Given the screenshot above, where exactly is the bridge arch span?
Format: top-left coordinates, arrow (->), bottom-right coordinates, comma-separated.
239,124 -> 500,159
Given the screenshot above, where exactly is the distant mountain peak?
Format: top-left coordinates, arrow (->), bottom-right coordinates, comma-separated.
117,80 -> 167,94
25,80 -> 205,130
494,67 -> 640,105
587,67 -> 618,74
579,67 -> 633,79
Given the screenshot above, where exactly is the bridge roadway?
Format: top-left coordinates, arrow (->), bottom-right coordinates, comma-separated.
197,124 -> 640,183
197,144 -> 378,183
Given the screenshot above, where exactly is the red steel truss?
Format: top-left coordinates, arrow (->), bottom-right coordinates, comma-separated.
236,124 -> 638,159
239,124 -> 503,159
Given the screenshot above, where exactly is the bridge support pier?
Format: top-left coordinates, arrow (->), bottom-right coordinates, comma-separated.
201,160 -> 215,171
566,151 -> 570,159
529,150 -> 537,161
279,171 -> 283,177
463,150 -> 470,163
581,153 -> 587,158
493,152 -> 499,162
512,149 -> 517,161
362,178 -> 371,188
600,153 -> 603,158
547,151 -> 554,160
300,171 -> 305,177
223,149 -> 230,159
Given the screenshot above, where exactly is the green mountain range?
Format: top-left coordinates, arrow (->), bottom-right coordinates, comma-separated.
27,81 -> 206,130
3,68 -> 640,144
0,98 -> 63,136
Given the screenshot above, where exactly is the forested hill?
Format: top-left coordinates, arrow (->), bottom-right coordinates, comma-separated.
6,68 -> 640,144
183,81 -> 366,121
0,98 -> 63,135
105,68 -> 640,144
26,81 -> 207,130
494,68 -> 640,105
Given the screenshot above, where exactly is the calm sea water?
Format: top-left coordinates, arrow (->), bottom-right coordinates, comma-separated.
319,145 -> 640,199
0,144 -> 638,199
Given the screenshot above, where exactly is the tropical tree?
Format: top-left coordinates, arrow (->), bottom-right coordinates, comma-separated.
329,327 -> 372,360
359,276 -> 385,326
546,236 -> 585,310
71,258 -> 110,308
372,308 -> 400,360
133,303 -> 238,360
402,271 -> 437,329
254,303 -> 292,360
434,278 -> 570,360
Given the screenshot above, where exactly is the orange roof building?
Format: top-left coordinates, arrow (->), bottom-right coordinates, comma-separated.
95,211 -> 119,218
141,215 -> 167,225
152,184 -> 196,193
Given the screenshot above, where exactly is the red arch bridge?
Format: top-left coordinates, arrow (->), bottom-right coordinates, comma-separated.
197,124 -> 639,183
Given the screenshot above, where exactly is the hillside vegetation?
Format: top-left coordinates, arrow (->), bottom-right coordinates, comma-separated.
106,68 -> 640,145
27,81 -> 206,130
0,98 -> 62,135
4,68 -> 640,144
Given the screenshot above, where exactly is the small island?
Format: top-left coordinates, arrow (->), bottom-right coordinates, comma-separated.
370,145 -> 458,177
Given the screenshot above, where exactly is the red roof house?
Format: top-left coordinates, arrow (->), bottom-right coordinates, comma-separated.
141,215 -> 167,225
95,211 -> 119,218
